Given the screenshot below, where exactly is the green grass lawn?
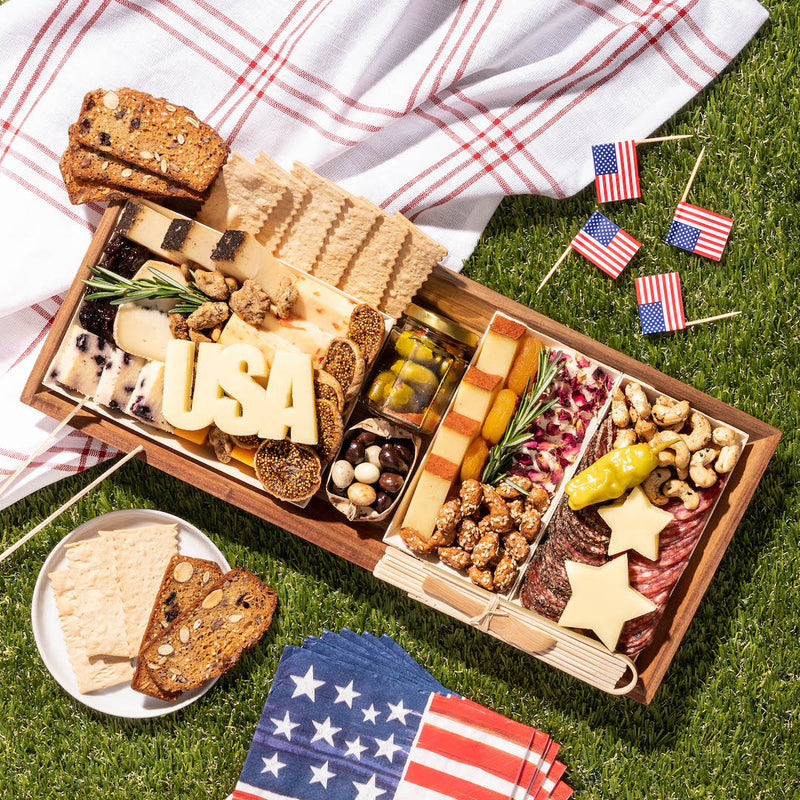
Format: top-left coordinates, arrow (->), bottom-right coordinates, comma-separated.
1,2 -> 799,798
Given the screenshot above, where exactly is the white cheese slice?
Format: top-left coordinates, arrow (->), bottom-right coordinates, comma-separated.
219,313 -> 303,367
125,360 -> 174,432
48,324 -> 113,397
258,350 -> 318,444
94,349 -> 147,411
401,455 -> 459,541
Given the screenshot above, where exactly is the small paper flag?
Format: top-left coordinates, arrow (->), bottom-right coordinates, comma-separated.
571,211 -> 641,278
635,272 -> 686,334
665,201 -> 733,261
592,140 -> 641,202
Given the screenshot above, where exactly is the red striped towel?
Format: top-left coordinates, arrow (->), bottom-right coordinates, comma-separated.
0,0 -> 767,509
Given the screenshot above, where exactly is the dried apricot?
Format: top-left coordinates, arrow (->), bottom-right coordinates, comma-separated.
506,335 -> 542,395
460,437 -> 490,482
481,389 -> 518,444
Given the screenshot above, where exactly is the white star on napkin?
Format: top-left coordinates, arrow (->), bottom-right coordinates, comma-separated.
309,760 -> 336,789
310,716 -> 341,747
334,680 -> 361,708
270,710 -> 299,741
290,665 -> 325,701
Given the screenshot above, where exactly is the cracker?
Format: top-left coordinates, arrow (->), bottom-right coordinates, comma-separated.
49,570 -> 134,694
339,214 -> 409,307
312,196 -> 381,286
71,87 -> 229,192
379,213 -> 447,318
197,152 -> 285,234
60,150 -> 133,205
62,129 -> 207,201
100,524 -> 179,655
254,152 -> 309,253
276,162 -> 351,271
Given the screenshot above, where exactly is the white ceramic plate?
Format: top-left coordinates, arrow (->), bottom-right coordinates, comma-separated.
32,509 -> 231,718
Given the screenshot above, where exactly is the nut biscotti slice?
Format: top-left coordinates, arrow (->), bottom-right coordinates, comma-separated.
60,153 -> 133,205
62,130 -> 208,202
131,554 -> 224,700
71,88 -> 229,192
142,568 -> 277,693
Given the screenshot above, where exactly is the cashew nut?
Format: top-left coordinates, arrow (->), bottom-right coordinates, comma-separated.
635,417 -> 658,442
663,479 -> 699,511
613,428 -> 638,449
643,467 -> 672,506
625,382 -> 651,420
712,426 -> 737,447
689,447 -> 719,488
651,396 -> 691,428
651,431 -> 691,480
715,445 -> 740,474
611,386 -> 631,428
680,412 -> 712,452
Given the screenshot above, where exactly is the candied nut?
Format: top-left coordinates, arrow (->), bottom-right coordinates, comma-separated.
493,555 -> 518,593
459,479 -> 483,517
457,517 -> 480,551
228,613 -> 243,623
497,476 -> 532,499
434,499 -> 462,536
230,279 -> 271,326
209,425 -> 234,464
202,589 -> 223,609
157,644 -> 174,656
399,526 -> 433,555
189,329 -> 214,344
179,626 -> 190,643
524,484 -> 549,514
468,565 -> 494,591
508,498 -> 524,527
169,312 -> 190,340
102,91 -> 119,110
194,269 -> 231,300
438,546 -> 472,570
481,485 -> 512,532
518,508 -> 542,541
471,531 -> 499,568
429,525 -> 456,549
503,531 -> 530,562
173,561 -> 195,583
187,301 -> 229,331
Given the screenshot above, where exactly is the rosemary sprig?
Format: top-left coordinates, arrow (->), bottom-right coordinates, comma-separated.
480,346 -> 563,486
82,264 -> 212,314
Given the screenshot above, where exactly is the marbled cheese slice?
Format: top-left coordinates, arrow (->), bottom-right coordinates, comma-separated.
49,323 -> 113,397
94,349 -> 147,411
125,360 -> 174,432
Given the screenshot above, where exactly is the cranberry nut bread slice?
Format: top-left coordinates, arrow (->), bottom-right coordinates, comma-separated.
131,554 -> 224,701
141,568 -> 277,693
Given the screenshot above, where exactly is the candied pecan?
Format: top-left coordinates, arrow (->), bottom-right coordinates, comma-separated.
457,517 -> 480,551
194,269 -> 230,300
468,565 -> 494,591
503,531 -> 530,562
438,547 -> 472,571
518,509 -> 542,541
208,426 -> 233,464
230,278 -> 271,326
189,329 -> 214,344
429,525 -> 456,549
435,499 -> 462,536
477,515 -> 494,537
169,312 -> 190,340
492,555 -> 518,593
187,301 -> 229,331
496,475 -> 532,499
525,484 -> 549,513
507,498 -> 524,527
459,479 -> 483,517
471,531 -> 499,568
481,485 -> 512,532
400,526 -> 433,555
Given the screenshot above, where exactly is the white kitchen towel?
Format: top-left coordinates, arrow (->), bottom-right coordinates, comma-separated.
0,0 -> 768,509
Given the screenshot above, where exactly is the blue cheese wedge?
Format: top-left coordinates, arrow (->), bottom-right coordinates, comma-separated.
125,360 -> 174,432
94,349 -> 147,411
49,323 -> 112,397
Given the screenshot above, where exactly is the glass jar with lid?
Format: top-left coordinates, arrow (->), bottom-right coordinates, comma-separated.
365,303 -> 478,433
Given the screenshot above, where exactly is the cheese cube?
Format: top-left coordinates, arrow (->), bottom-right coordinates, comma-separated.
452,367 -> 502,423
474,315 -> 526,378
430,411 -> 481,467
401,455 -> 459,541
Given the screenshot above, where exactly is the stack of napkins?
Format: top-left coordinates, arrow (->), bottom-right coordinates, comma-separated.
232,629 -> 572,800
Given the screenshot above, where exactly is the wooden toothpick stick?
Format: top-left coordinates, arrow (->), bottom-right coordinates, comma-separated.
635,134 -> 693,144
0,445 -> 144,564
685,310 -> 741,327
0,399 -> 87,500
680,146 -> 706,203
537,244 -> 572,293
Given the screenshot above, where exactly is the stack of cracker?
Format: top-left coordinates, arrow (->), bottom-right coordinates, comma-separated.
197,153 -> 446,318
60,87 -> 229,205
48,523 -> 179,693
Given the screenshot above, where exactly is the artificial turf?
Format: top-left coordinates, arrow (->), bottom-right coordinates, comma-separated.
1,2 -> 799,798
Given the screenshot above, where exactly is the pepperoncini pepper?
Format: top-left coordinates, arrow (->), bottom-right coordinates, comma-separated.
565,438 -> 678,510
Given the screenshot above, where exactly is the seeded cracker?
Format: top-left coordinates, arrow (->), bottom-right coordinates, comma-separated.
254,152 -> 309,253
72,88 -> 229,192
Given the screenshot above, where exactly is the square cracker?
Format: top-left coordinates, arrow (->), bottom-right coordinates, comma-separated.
100,524 -> 179,656
197,152 -> 285,234
49,570 -> 134,694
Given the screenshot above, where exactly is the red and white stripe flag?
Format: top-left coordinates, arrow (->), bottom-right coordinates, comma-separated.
592,140 -> 641,202
0,0 -> 769,508
635,272 -> 687,334
570,212 -> 641,278
665,201 -> 734,260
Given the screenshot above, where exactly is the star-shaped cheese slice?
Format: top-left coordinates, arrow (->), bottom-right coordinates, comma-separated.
599,485 -> 674,561
558,555 -> 656,651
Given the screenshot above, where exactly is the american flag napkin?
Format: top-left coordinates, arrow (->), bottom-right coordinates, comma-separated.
232,630 -> 572,800
0,0 -> 768,509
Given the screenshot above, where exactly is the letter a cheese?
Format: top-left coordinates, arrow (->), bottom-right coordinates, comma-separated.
258,351 -> 318,445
